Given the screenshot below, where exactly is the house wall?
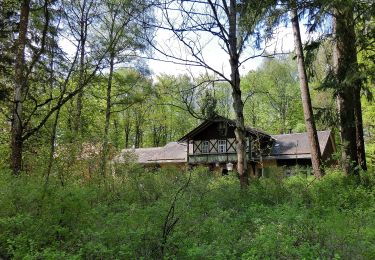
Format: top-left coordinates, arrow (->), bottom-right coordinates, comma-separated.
189,137 -> 255,164
187,121 -> 272,165
191,138 -> 237,155
189,153 -> 238,164
193,121 -> 236,140
181,120 -> 336,174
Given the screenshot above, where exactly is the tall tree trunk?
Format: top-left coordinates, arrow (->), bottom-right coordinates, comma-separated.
346,8 -> 367,171
291,6 -> 324,178
333,6 -> 360,175
46,108 -> 61,184
354,86 -> 367,171
74,0 -> 88,135
251,103 -> 256,126
153,125 -> 159,147
46,39 -> 58,183
100,52 -> 115,177
124,118 -> 131,148
135,124 -> 142,148
162,126 -> 167,145
11,0 -> 30,175
229,0 -> 248,188
75,90 -> 83,134
134,112 -> 144,148
113,118 -> 119,149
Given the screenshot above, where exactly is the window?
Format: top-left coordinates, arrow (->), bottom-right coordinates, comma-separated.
218,140 -> 226,153
202,141 -> 209,154
218,122 -> 227,136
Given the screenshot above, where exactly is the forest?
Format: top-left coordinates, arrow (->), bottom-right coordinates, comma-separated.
0,0 -> 374,258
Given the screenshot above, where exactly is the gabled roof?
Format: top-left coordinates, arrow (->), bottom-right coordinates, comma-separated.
178,116 -> 272,142
116,130 -> 334,164
268,130 -> 333,160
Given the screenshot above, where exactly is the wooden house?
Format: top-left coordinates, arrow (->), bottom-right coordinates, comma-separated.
116,117 -> 336,175
177,117 -> 273,174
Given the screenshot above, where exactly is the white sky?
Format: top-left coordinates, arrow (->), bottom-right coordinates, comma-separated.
60,10 -> 311,79
148,25 -> 303,78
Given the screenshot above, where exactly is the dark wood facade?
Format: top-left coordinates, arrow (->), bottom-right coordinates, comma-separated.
179,117 -> 273,165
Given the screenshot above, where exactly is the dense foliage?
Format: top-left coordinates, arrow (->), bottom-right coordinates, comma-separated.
1,0 -> 374,257
1,166 -> 375,259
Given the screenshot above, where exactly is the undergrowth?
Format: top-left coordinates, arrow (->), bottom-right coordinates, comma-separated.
0,166 -> 374,259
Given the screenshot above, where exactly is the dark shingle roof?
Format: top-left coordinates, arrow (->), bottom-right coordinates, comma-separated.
268,130 -> 332,159
116,131 -> 334,164
178,116 -> 272,142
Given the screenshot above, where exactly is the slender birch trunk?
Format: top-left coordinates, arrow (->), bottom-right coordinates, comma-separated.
291,6 -> 324,178
228,0 -> 248,187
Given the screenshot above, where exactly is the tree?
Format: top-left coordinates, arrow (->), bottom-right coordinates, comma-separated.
10,0 -> 56,174
332,3 -> 362,174
290,3 -> 324,178
154,0 -> 276,187
242,57 -> 303,134
199,90 -> 218,119
0,0 -> 17,102
96,0 -> 151,176
151,74 -> 199,145
300,0 -> 373,174
62,0 -> 99,135
7,0 -> 122,175
10,0 -> 30,175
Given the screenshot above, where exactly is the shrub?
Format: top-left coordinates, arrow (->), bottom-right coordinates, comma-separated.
0,167 -> 374,259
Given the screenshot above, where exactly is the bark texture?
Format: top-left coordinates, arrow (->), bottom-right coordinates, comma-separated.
291,7 -> 324,178
11,0 -> 30,175
333,6 -> 364,174
229,0 -> 248,188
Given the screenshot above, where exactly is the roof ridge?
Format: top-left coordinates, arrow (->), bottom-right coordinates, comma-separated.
271,130 -> 331,136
